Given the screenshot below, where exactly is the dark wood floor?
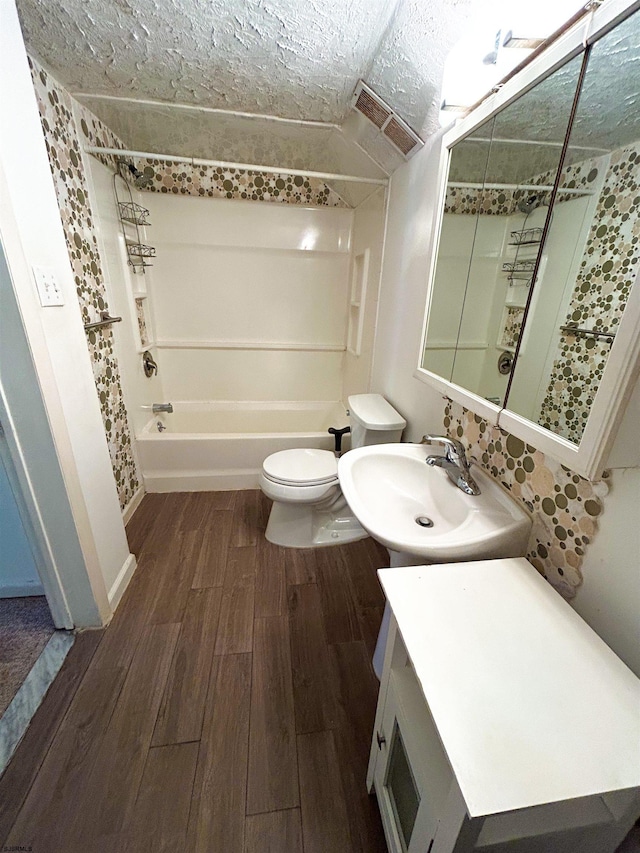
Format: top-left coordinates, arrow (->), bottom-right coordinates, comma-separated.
0,490 -> 390,852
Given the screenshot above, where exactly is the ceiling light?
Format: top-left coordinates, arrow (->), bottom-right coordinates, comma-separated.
502,31 -> 546,49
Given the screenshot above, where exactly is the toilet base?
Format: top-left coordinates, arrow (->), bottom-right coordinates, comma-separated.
265,500 -> 369,548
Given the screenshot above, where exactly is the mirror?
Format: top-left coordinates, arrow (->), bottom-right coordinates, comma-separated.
421,5 -> 640,452
504,10 -> 640,444
422,52 -> 584,400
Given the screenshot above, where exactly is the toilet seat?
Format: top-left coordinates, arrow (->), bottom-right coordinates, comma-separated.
262,448 -> 338,487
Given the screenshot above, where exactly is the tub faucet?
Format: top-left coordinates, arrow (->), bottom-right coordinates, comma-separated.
152,402 -> 173,414
421,435 -> 481,496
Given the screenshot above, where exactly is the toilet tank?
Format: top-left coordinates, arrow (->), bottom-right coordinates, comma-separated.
348,394 -> 406,449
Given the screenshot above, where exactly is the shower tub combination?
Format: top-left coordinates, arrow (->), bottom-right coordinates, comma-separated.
136,400 -> 349,492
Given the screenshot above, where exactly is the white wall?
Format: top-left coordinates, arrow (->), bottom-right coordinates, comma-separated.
144,193 -> 352,404
371,132 -> 449,439
343,187 -> 387,400
572,465 -> 640,675
0,213 -> 101,627
0,0 -> 133,624
571,376 -> 640,675
373,126 -> 640,677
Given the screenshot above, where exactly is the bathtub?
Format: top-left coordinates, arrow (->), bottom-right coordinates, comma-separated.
136,400 -> 349,492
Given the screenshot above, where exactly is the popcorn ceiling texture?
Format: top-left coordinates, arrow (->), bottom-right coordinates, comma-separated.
444,402 -> 608,599
29,58 -> 140,512
16,0 -> 473,140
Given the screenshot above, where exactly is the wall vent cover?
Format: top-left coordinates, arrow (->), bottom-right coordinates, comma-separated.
354,87 -> 392,128
351,81 -> 424,159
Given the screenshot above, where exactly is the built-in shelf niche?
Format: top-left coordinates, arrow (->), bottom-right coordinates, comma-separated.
347,249 -> 369,356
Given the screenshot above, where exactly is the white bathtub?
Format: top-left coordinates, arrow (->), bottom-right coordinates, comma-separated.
136,400 -> 349,492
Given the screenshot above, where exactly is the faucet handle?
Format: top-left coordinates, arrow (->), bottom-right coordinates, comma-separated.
142,350 -> 158,377
421,434 -> 466,457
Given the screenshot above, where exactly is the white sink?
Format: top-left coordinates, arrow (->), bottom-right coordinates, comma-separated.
338,443 -> 532,563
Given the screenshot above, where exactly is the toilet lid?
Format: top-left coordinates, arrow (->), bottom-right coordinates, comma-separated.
263,448 -> 338,486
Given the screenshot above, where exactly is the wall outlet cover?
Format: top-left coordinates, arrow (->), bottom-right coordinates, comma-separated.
32,266 -> 64,307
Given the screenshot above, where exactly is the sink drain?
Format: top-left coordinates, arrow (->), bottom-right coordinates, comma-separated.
415,516 -> 434,528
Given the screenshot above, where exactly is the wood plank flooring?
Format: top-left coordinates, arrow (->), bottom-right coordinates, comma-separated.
0,490 -> 389,852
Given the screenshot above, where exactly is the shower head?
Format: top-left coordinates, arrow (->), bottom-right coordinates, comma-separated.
517,194 -> 541,215
121,161 -> 154,189
133,172 -> 154,189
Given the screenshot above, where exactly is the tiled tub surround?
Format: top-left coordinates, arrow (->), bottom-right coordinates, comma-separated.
29,59 -> 140,512
444,401 -> 608,599
539,140 -> 640,442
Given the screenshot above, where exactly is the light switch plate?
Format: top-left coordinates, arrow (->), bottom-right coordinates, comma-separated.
33,266 -> 64,306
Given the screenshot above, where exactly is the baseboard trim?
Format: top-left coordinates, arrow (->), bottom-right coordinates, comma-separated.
143,468 -> 260,492
107,553 -> 137,610
122,486 -> 145,525
0,581 -> 45,598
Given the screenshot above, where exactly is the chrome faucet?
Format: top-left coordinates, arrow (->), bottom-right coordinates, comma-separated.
421,435 -> 481,496
152,402 -> 173,414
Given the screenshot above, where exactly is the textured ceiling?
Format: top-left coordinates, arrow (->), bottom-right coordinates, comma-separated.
16,0 -> 475,159
18,0 -> 395,122
450,8 -> 640,185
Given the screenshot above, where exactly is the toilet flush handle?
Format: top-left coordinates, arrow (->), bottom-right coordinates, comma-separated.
328,426 -> 351,456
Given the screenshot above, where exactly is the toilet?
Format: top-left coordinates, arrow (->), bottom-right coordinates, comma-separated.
260,394 -> 406,548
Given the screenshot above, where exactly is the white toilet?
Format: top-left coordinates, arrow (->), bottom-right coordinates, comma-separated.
260,394 -> 406,548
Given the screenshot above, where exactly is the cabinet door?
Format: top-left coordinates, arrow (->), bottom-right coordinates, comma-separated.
374,669 -> 455,852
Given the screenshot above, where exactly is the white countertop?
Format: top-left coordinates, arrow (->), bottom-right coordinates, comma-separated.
379,558 -> 640,819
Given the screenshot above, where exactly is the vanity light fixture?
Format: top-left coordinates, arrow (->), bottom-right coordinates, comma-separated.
502,31 -> 546,49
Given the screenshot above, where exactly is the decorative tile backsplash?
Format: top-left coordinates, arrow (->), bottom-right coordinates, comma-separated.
539,141 -> 640,442
131,158 -> 348,207
444,401 -> 608,598
29,59 -> 140,511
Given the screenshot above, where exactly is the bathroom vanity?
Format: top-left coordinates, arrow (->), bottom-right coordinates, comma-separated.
368,558 -> 640,853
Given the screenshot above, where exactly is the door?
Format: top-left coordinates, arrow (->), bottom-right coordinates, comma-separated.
0,436 -> 43,598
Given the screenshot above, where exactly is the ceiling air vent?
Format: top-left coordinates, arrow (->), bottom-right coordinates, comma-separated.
351,81 -> 424,160
383,116 -> 419,156
354,87 -> 392,128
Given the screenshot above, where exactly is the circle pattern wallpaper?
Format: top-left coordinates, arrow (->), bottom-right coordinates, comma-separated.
444,401 -> 608,598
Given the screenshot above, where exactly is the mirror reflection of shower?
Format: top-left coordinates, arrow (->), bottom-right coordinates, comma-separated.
516,194 -> 542,215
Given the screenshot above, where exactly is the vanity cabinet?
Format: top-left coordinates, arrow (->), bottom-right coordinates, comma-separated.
367,558 -> 640,853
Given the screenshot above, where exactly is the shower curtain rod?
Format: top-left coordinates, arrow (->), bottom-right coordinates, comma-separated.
74,94 -> 342,130
448,181 -> 594,195
85,146 -> 388,186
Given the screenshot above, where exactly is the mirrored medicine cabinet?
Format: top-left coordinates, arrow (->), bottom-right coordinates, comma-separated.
417,0 -> 640,480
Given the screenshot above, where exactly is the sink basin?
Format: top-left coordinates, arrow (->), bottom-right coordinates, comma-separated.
338,443 -> 532,563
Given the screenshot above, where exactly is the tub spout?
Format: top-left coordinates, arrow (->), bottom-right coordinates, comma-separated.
152,402 -> 173,414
